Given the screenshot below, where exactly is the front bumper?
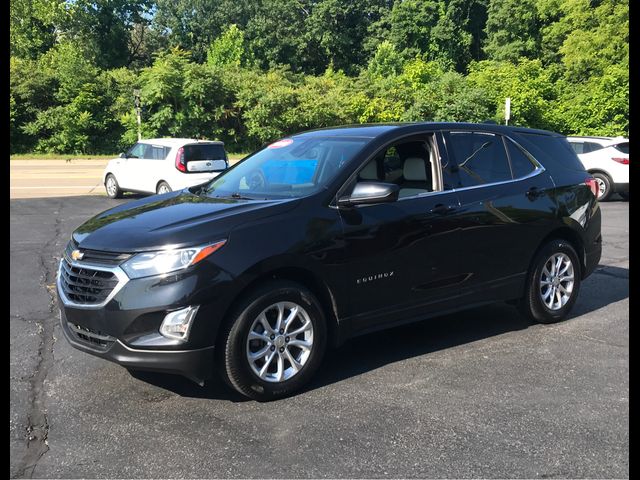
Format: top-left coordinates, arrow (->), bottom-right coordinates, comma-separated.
59,308 -> 214,384
56,256 -> 235,385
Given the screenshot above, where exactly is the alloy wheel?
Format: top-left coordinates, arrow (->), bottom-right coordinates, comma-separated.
539,253 -> 575,311
106,177 -> 118,197
245,301 -> 314,383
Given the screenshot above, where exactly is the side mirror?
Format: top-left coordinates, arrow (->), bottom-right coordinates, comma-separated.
337,182 -> 400,207
119,152 -> 127,159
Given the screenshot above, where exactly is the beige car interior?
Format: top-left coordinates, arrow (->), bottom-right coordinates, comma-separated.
356,137 -> 440,199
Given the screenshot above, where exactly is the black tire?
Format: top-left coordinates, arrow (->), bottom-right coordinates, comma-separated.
519,239 -> 582,324
619,191 -> 629,201
216,280 -> 327,401
592,172 -> 612,201
156,181 -> 172,194
104,174 -> 123,199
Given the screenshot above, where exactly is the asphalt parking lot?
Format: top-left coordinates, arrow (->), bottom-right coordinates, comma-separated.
10,196 -> 628,478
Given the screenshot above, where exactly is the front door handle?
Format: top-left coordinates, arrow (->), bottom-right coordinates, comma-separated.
430,203 -> 456,215
526,186 -> 542,199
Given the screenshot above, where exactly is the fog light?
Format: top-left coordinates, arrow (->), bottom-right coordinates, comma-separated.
159,306 -> 199,342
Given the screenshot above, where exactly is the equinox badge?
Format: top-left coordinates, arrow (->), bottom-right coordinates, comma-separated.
357,271 -> 394,285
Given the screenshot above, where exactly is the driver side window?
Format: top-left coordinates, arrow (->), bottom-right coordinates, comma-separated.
127,143 -> 147,159
353,136 -> 437,199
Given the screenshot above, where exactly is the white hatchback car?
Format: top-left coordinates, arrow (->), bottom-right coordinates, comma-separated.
566,136 -> 629,201
103,138 -> 228,198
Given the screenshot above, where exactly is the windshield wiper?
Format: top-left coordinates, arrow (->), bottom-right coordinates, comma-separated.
214,192 -> 255,200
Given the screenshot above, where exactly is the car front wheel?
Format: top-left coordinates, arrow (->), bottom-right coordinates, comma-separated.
217,280 -> 327,401
519,239 -> 581,324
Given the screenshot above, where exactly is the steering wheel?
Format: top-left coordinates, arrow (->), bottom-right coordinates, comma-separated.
247,169 -> 268,190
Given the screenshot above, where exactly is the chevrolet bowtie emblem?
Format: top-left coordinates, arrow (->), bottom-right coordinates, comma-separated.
71,249 -> 84,261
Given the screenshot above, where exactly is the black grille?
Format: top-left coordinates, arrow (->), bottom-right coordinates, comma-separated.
59,259 -> 119,305
67,322 -> 115,350
65,241 -> 131,266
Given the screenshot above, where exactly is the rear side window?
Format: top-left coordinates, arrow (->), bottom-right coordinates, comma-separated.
184,144 -> 226,161
505,139 -> 536,178
614,142 -> 629,154
446,132 -> 512,187
517,134 -> 586,172
584,142 -> 605,153
569,142 -> 584,154
144,145 -> 171,160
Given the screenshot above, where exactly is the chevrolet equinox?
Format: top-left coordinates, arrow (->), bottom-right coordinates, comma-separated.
57,123 -> 602,400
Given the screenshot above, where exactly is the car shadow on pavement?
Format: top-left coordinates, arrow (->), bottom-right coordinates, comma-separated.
127,265 -> 628,401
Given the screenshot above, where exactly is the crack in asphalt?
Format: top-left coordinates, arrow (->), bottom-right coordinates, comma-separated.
15,203 -> 64,479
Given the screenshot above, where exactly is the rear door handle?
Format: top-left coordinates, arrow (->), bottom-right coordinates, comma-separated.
429,203 -> 456,215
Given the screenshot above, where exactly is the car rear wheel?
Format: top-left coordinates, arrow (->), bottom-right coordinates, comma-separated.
519,239 -> 581,324
592,172 -> 612,201
105,174 -> 123,199
156,181 -> 172,195
216,280 -> 327,401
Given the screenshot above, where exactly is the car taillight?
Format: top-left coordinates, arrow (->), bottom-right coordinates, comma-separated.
175,147 -> 186,172
612,157 -> 629,165
584,177 -> 598,197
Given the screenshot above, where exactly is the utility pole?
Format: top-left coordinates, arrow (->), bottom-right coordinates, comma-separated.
505,97 -> 511,126
133,89 -> 142,141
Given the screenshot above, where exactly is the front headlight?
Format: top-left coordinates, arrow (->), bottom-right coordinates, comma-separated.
121,240 -> 226,279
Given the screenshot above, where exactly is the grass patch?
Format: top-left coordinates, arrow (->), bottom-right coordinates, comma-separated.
11,152 -> 249,161
11,153 -> 117,160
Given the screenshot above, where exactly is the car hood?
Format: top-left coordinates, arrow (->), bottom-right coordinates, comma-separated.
72,191 -> 301,252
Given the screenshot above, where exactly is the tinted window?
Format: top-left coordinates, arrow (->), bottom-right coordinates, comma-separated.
184,144 -> 226,161
506,139 -> 536,178
447,132 -> 511,187
584,142 -> 605,153
144,145 -> 171,160
517,134 -> 586,172
569,142 -> 584,154
614,142 -> 629,154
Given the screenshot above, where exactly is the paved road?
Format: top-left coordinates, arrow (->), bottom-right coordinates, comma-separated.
10,160 -> 109,199
10,157 -> 244,199
10,197 -> 628,478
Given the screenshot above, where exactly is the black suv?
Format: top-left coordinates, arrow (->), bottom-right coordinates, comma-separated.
57,123 -> 602,400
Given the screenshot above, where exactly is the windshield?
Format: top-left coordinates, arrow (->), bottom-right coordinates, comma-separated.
201,136 -> 369,199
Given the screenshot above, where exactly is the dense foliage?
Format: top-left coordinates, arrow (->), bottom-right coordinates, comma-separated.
10,0 -> 628,154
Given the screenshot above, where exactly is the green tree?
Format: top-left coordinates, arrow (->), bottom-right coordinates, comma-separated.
556,65 -> 628,136
57,0 -> 154,69
245,0 -> 312,73
207,25 -> 247,68
153,0 -> 257,63
305,0 -> 390,75
10,0 -> 64,59
387,0 -> 441,59
366,41 -> 404,78
483,0 -> 540,62
467,59 -> 561,130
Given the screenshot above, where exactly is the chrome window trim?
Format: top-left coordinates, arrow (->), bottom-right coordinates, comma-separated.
57,256 -> 130,310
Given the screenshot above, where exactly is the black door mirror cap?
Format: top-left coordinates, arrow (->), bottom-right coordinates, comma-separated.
338,182 -> 400,207
119,152 -> 127,159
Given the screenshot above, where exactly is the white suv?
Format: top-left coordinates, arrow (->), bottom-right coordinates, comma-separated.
103,138 -> 228,198
566,136 -> 629,201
